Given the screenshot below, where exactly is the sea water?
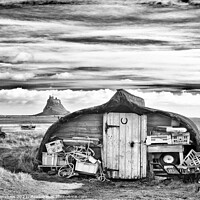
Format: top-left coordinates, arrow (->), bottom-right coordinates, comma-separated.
0,123 -> 51,134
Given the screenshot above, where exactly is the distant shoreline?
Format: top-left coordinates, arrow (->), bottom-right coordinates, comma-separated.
0,115 -> 64,124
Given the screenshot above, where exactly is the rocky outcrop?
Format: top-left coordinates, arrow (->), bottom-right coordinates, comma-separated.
36,96 -> 70,116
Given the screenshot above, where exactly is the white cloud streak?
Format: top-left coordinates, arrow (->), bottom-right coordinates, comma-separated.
51,72 -> 73,79
0,88 -> 200,117
0,72 -> 35,81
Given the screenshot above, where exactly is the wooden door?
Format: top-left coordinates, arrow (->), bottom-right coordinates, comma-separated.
102,112 -> 147,179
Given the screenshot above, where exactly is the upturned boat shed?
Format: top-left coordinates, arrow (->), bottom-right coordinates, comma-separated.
37,89 -> 200,179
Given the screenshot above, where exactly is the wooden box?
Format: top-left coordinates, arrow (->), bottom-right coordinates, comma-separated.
146,135 -> 171,145
75,161 -> 98,175
45,140 -> 64,154
57,156 -> 66,166
42,152 -> 57,166
180,149 -> 200,167
171,132 -> 190,144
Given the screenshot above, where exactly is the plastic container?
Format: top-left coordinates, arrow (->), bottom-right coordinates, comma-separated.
180,149 -> 200,167
45,140 -> 64,154
171,132 -> 190,144
146,135 -> 171,145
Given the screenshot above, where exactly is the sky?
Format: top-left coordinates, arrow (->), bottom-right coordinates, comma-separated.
1,88 -> 200,117
0,0 -> 200,117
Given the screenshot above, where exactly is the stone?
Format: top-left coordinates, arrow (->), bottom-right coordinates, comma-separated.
37,96 -> 70,116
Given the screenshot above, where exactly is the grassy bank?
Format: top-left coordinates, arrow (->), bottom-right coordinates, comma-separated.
0,126 -> 44,172
0,123 -> 84,199
0,166 -> 83,199
0,166 -> 38,196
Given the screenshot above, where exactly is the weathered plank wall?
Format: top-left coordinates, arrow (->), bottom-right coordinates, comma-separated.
49,114 -> 103,159
51,114 -> 103,140
147,113 -> 172,135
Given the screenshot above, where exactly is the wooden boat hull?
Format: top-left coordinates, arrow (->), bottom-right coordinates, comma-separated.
21,125 -> 36,130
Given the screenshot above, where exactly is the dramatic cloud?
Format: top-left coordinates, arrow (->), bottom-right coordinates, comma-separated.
0,88 -> 200,117
0,88 -> 114,115
0,72 -> 35,81
131,90 -> 200,117
0,1 -> 200,116
12,52 -> 33,63
51,72 -> 73,79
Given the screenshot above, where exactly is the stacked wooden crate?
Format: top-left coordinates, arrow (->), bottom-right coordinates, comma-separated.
146,126 -> 190,145
42,140 -> 64,166
41,138 -> 101,176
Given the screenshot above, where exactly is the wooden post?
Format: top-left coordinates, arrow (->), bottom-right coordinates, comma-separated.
179,152 -> 184,164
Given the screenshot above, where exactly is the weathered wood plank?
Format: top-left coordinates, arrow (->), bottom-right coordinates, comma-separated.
106,113 -> 113,177
125,113 -> 132,179
53,126 -> 102,136
57,126 -> 102,132
131,114 -> 140,179
69,114 -> 103,122
103,113 -> 121,178
140,115 -> 147,178
53,132 -> 102,139
137,115 -> 141,179
119,113 -> 126,179
52,114 -> 103,140
112,112 -> 120,178
61,120 -> 103,128
147,113 -> 171,127
148,144 -> 184,153
102,113 -> 107,170
63,141 -> 98,147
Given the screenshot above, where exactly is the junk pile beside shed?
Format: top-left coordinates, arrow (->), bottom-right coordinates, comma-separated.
37,89 -> 200,181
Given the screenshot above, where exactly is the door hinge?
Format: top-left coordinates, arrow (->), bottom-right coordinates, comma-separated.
105,167 -> 119,172
105,122 -> 120,133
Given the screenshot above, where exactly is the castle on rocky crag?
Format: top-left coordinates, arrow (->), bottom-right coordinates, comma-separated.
47,96 -> 61,105
36,95 -> 70,116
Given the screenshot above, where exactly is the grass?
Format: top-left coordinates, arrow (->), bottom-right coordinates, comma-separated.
0,127 -> 45,173
0,166 -> 82,198
0,131 -> 43,148
1,147 -> 39,173
0,166 -> 37,195
0,125 -> 84,199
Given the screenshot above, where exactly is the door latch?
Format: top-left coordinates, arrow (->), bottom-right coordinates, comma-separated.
130,141 -> 134,148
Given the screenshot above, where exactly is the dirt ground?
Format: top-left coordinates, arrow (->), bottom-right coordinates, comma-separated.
1,129 -> 200,200
11,173 -> 200,200
1,146 -> 200,200
1,162 -> 200,200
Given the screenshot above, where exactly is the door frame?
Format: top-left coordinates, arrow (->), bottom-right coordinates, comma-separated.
102,112 -> 147,179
